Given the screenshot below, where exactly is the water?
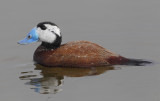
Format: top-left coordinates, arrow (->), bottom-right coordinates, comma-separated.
0,0 -> 160,101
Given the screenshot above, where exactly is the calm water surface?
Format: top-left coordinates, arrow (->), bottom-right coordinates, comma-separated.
0,0 -> 160,101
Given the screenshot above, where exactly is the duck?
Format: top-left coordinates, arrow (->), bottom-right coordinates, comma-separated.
18,21 -> 151,67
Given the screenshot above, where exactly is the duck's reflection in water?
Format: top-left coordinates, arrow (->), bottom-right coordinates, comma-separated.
19,64 -> 116,94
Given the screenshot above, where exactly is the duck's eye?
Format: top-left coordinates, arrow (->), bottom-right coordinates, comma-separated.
40,25 -> 47,30
28,35 -> 31,39
51,31 -> 55,33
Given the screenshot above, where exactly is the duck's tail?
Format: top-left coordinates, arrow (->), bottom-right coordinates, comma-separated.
108,56 -> 152,66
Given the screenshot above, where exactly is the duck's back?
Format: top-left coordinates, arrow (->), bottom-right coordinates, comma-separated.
34,41 -> 120,67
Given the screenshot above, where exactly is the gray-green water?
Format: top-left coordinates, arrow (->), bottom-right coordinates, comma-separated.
0,0 -> 160,101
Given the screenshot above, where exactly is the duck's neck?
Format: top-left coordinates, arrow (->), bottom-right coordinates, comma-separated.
41,35 -> 62,50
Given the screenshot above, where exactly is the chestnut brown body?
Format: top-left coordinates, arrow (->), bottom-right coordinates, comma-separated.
34,41 -> 129,67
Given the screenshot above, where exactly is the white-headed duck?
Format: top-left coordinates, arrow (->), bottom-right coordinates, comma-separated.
18,22 -> 152,67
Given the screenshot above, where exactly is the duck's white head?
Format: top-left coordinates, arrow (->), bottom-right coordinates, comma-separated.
18,22 -> 62,45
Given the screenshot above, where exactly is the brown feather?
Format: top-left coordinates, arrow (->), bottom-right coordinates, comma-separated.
34,41 -> 121,67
